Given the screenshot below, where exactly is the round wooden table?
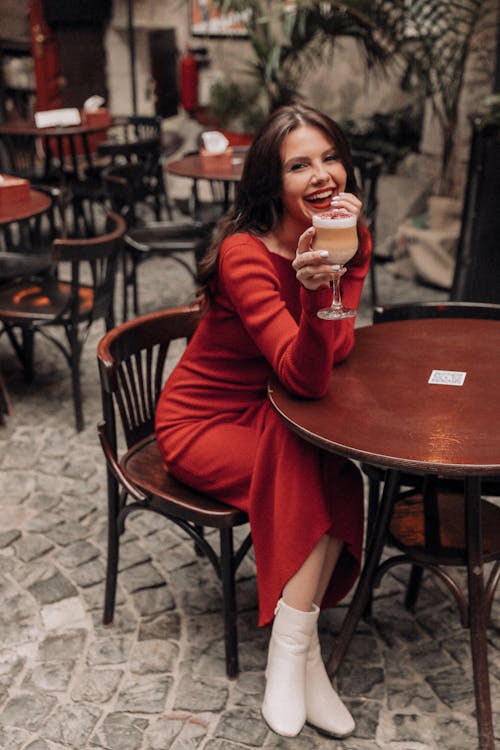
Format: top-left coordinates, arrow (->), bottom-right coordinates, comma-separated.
0,188 -> 52,226
268,317 -> 500,750
166,149 -> 247,212
0,118 -> 115,182
166,151 -> 245,183
0,188 -> 54,282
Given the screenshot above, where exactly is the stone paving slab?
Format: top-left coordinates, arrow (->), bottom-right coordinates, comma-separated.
0,248 -> 499,750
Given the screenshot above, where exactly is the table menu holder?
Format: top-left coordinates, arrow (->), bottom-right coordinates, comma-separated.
200,146 -> 234,169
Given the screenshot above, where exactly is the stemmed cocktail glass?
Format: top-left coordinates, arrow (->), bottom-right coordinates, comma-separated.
312,210 -> 358,320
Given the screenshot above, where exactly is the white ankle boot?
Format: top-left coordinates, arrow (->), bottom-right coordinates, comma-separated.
305,628 -> 355,737
261,598 -> 319,737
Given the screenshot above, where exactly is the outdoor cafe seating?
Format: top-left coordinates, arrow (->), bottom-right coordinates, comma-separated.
0,209 -> 126,432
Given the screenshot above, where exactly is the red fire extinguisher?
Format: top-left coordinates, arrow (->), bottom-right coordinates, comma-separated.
180,46 -> 198,114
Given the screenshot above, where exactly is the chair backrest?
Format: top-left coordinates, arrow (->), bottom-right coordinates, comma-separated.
351,150 -> 384,238
111,115 -> 163,143
451,119 -> 500,303
52,210 -> 126,322
97,304 -> 202,448
101,164 -> 138,226
0,132 -> 43,181
98,135 -> 162,168
373,300 -> 500,324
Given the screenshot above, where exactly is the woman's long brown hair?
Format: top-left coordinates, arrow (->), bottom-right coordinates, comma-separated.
197,104 -> 363,295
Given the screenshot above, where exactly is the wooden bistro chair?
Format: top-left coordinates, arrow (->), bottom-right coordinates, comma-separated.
361,301 -> 500,615
97,304 -> 252,678
0,211 -> 126,432
102,163 -> 210,321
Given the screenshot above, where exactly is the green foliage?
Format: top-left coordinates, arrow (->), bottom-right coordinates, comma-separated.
478,93 -> 500,130
209,0 -> 397,132
208,79 -> 267,132
341,106 -> 423,173
211,0 -> 497,192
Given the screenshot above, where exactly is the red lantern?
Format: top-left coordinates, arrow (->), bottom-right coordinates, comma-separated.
180,47 -> 198,114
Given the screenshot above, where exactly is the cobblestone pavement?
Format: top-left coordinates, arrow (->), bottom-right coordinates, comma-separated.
0,247 -> 499,750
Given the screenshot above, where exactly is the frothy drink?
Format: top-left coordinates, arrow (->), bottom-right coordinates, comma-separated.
312,211 -> 358,266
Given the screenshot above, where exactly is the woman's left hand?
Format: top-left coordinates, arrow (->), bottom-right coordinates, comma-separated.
330,191 -> 362,219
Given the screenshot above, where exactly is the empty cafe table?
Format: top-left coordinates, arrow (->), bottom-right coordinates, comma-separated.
165,149 -> 246,212
268,317 -> 500,750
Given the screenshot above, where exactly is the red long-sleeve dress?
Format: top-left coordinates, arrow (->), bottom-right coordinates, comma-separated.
155,228 -> 372,626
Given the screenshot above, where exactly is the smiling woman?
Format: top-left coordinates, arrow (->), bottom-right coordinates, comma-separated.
155,104 -> 373,740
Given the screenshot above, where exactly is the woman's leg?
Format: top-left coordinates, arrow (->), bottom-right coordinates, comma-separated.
282,534 -> 344,611
264,534 -> 355,739
314,535 -> 344,606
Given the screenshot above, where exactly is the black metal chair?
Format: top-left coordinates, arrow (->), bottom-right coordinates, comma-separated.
97,303 -> 252,678
0,210 -> 126,431
95,118 -> 184,221
450,118 -> 500,304
361,300 -> 500,613
102,163 -> 210,321
351,150 -> 384,308
105,115 -> 164,143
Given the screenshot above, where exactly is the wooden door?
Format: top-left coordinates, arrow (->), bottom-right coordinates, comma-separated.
29,0 -> 62,110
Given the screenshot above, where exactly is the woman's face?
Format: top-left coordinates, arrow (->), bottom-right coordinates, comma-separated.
280,125 -> 347,229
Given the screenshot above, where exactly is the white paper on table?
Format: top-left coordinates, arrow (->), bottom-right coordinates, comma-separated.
35,108 -> 81,128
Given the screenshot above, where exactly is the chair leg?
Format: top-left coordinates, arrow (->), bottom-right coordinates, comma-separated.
21,328 -> 35,383
194,525 -> 205,557
220,527 -> 239,679
131,255 -> 140,317
327,469 -> 401,677
103,473 -> 121,625
67,325 -> 84,432
363,473 -> 383,618
121,251 -> 129,323
0,371 -> 12,422
465,476 -> 495,750
404,565 -> 424,611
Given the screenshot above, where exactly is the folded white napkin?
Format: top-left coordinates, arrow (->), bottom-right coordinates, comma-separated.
83,95 -> 106,112
201,130 -> 229,154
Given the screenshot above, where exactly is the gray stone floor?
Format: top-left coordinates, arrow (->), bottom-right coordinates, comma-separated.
0,236 -> 499,750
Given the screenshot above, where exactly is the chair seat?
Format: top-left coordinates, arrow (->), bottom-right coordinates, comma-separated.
121,435 -> 248,529
0,254 -> 54,284
0,279 -> 94,321
125,221 -> 209,254
389,491 -> 500,563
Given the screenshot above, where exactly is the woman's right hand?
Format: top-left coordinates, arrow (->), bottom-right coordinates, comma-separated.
292,227 -> 343,291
